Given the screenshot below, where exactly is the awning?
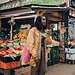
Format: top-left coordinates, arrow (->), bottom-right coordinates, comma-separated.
0,8 -> 36,18
0,6 -> 68,22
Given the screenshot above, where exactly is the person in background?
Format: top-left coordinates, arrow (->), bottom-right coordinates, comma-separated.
68,38 -> 75,47
45,28 -> 59,46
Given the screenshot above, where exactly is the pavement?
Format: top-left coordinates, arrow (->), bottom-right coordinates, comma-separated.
45,63 -> 75,75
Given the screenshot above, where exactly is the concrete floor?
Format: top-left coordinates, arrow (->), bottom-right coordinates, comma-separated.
46,63 -> 75,75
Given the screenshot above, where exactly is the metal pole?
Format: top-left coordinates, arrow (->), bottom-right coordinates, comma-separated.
9,17 -> 15,40
63,9 -> 69,62
63,10 -> 69,47
10,22 -> 13,40
0,17 -> 2,32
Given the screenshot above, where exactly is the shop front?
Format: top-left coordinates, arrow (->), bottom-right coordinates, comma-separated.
0,0 -> 69,75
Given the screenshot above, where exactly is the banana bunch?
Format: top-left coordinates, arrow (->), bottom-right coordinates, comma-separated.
13,30 -> 29,40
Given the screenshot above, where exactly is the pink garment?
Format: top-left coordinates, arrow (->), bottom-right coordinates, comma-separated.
21,45 -> 30,63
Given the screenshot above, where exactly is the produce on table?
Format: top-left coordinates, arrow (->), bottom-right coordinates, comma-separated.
0,40 -> 4,44
13,29 -> 29,40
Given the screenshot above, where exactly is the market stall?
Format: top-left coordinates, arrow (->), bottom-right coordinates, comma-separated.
0,4 -> 69,75
0,8 -> 48,75
0,8 -> 36,75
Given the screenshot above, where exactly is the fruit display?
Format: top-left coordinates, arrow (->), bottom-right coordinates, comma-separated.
0,26 -> 36,68
0,24 -> 37,69
0,43 -> 21,69
13,29 -> 29,40
0,48 -> 15,56
0,60 -> 20,69
0,40 -> 4,44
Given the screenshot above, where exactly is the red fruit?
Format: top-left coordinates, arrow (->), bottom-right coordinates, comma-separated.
15,46 -> 21,50
1,51 -> 6,55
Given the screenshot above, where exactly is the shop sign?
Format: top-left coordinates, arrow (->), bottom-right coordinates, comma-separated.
0,0 -> 64,10
32,0 -> 64,5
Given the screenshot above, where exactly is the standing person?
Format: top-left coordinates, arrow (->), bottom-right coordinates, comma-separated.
26,13 -> 46,75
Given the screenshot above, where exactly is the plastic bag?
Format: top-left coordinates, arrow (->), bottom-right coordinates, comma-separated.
21,45 -> 30,64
